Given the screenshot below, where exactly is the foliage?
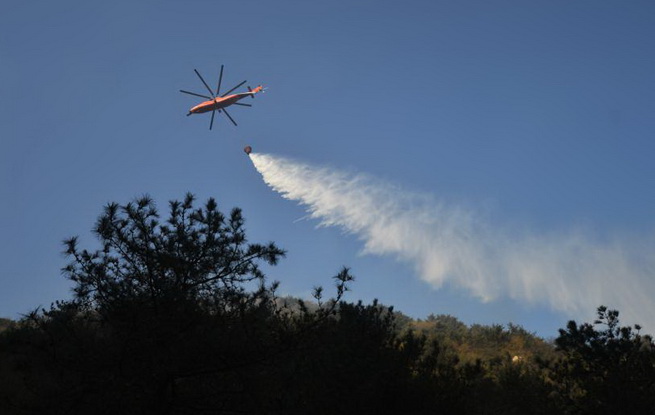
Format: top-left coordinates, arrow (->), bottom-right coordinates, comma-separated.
548,306 -> 655,414
1,194 -> 654,414
62,193 -> 284,312
0,318 -> 12,333
0,194 -> 348,413
408,314 -> 557,366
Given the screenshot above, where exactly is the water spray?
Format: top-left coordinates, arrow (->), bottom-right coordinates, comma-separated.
247,152 -> 655,329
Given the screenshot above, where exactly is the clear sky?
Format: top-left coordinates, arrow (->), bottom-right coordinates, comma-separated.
2,0 -> 655,336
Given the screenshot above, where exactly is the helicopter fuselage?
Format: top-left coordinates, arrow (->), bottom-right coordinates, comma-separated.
190,92 -> 253,114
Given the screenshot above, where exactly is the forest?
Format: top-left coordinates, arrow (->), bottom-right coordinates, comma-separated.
1,194 -> 654,414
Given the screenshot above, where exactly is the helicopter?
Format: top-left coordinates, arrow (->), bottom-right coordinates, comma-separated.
180,65 -> 264,130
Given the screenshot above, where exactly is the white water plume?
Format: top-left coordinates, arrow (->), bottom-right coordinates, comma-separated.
250,152 -> 655,327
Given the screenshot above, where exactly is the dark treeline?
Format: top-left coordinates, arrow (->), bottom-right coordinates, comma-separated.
1,194 -> 654,414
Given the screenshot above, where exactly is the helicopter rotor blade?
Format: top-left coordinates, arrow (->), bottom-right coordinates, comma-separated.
248,86 -> 255,99
233,102 -> 252,107
221,80 -> 247,97
194,69 -> 216,98
180,90 -> 212,100
215,65 -> 224,96
222,108 -> 238,126
209,108 -> 216,130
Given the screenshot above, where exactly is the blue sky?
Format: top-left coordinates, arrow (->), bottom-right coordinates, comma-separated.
2,0 -> 654,336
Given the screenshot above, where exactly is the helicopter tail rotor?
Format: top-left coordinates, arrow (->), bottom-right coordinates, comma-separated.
248,85 -> 265,98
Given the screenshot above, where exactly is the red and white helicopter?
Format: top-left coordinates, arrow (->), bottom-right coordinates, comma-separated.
180,65 -> 264,130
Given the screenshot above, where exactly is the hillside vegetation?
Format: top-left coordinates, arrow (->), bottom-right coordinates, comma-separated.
1,194 -> 653,414
0,318 -> 12,333
403,313 -> 557,363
